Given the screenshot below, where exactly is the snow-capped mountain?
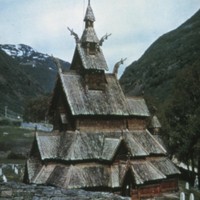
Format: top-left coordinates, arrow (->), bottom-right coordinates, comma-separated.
0,44 -> 37,58
0,44 -> 70,114
0,44 -> 70,92
0,44 -> 67,70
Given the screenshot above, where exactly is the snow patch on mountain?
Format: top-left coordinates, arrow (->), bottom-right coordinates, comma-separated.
0,44 -> 36,58
1,48 -> 13,56
0,44 -> 50,62
0,43 -> 70,73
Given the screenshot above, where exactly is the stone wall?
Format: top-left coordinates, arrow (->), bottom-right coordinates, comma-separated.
0,182 -> 130,200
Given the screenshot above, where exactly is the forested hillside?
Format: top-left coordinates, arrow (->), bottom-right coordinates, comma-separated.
120,9 -> 200,104
0,44 -> 70,115
0,49 -> 43,114
120,9 -> 200,184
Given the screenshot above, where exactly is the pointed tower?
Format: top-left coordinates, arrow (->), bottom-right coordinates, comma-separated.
70,1 -> 108,90
82,0 -> 97,41
84,0 -> 95,23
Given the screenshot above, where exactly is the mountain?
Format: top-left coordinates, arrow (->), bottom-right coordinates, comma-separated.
0,44 -> 70,93
0,44 -> 70,115
120,9 -> 200,106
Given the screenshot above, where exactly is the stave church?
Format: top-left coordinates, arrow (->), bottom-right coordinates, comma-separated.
24,1 -> 180,199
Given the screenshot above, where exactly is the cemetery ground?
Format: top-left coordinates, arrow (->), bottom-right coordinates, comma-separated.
0,125 -> 34,160
178,180 -> 200,200
0,125 -> 200,199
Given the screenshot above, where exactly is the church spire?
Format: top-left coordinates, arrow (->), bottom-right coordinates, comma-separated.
84,0 -> 95,27
81,0 -> 99,44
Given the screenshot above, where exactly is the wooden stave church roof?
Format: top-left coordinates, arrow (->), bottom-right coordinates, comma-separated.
84,2 -> 95,22
26,129 -> 181,188
58,72 -> 150,117
75,43 -> 108,70
35,130 -> 166,162
27,156 -> 180,189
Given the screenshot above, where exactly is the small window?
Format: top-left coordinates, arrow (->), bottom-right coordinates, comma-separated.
85,74 -> 106,90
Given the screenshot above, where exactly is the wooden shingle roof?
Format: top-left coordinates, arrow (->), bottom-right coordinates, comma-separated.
129,130 -> 167,155
59,72 -> 150,116
81,28 -> 99,43
84,3 -> 95,22
126,98 -> 150,116
36,132 -> 60,160
131,160 -> 166,184
76,44 -> 108,70
28,131 -> 179,188
149,157 -> 181,176
28,158 -> 179,189
35,130 -> 166,162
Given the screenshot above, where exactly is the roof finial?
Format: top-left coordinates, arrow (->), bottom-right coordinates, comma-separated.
99,33 -> 112,46
67,27 -> 80,43
88,0 -> 91,6
51,55 -> 63,74
113,58 -> 127,75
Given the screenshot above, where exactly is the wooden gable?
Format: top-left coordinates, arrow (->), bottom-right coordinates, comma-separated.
48,75 -> 75,131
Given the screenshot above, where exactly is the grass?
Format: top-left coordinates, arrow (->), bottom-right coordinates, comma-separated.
0,126 -> 34,145
0,158 -> 26,164
0,126 -> 34,161
0,126 -> 33,141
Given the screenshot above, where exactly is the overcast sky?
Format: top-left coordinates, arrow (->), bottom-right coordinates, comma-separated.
0,0 -> 200,75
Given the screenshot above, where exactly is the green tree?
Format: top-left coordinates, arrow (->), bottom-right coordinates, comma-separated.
161,63 -> 200,186
23,95 -> 51,122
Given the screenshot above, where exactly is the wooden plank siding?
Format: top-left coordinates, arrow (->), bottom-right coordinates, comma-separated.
131,179 -> 178,199
76,118 -> 148,132
161,178 -> 178,193
127,118 -> 147,130
77,118 -> 126,132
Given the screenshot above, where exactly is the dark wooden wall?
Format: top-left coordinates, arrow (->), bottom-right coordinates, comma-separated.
131,178 -> 178,200
76,118 -> 126,132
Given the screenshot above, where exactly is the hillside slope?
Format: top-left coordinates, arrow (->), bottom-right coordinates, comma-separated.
0,49 -> 43,114
0,44 -> 70,115
120,9 -> 200,104
0,44 -> 70,93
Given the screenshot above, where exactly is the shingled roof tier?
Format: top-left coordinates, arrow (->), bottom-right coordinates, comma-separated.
35,130 -> 166,162
59,72 -> 150,116
81,28 -> 99,43
27,157 -> 179,189
74,43 -> 108,70
84,2 -> 95,22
